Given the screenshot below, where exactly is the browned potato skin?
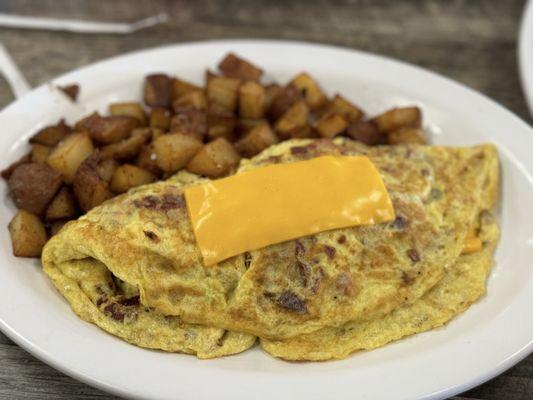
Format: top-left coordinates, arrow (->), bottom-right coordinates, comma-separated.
8,163 -> 62,215
109,102 -> 147,125
29,119 -> 71,147
187,138 -> 241,178
275,101 -> 310,139
173,91 -> 207,111
58,84 -> 79,102
315,113 -> 348,139
207,77 -> 241,112
207,103 -> 237,141
237,118 -> 269,135
235,123 -> 279,158
8,210 -> 47,257
290,73 -> 327,111
45,187 -> 78,220
99,128 -> 151,160
268,84 -> 302,120
322,94 -> 364,123
149,107 -> 171,131
136,144 -> 162,176
96,159 -> 119,182
170,108 -> 208,141
49,219 -> 69,236
372,106 -> 421,133
144,74 -> 173,109
30,143 -> 52,164
153,133 -> 203,173
46,132 -> 95,183
172,78 -> 202,100
1,154 -> 31,180
218,53 -> 263,81
72,154 -> 113,213
109,164 -> 155,194
347,120 -> 386,146
388,128 -> 426,145
239,81 -> 265,119
76,113 -> 141,144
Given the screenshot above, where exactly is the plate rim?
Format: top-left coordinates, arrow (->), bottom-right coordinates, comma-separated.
519,0 -> 533,116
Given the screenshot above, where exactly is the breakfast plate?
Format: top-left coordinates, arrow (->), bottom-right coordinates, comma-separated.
1,40 -> 533,400
519,0 -> 533,115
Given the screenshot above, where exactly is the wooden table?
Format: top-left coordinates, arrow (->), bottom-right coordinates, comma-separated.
0,0 -> 532,399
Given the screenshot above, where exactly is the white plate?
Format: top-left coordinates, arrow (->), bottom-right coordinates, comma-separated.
519,0 -> 533,115
1,40 -> 532,400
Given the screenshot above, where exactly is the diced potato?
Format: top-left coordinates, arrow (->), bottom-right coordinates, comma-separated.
1,154 -> 31,180
315,113 -> 348,138
237,118 -> 269,135
388,128 -> 426,145
275,101 -> 310,139
109,164 -> 155,194
99,128 -> 151,160
8,210 -> 47,257
96,159 -> 119,182
290,73 -> 327,110
173,91 -> 207,111
58,84 -> 79,102
170,108 -> 207,141
135,144 -> 162,175
76,113 -> 141,144
172,78 -> 202,100
346,120 -> 385,146
218,53 -> 263,81
263,84 -> 282,114
207,103 -> 237,141
372,106 -> 421,133
187,138 -> 241,178
45,187 -> 78,220
149,107 -> 171,131
49,219 -> 69,236
153,133 -> 203,173
9,162 -> 63,215
109,102 -> 147,125
207,77 -> 241,112
205,69 -> 217,85
31,143 -> 52,164
46,132 -> 94,183
29,119 -> 71,146
268,84 -> 302,120
144,74 -> 173,108
322,94 -> 364,122
235,123 -> 279,158
72,154 -> 113,212
239,81 -> 265,119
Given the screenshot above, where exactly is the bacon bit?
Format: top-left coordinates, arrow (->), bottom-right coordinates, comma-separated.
244,252 -> 252,268
143,230 -> 160,242
58,84 -> 80,102
134,195 -> 159,209
401,271 -> 415,285
96,295 -> 107,307
323,245 -> 336,259
118,296 -> 140,306
421,168 -> 430,177
103,303 -> 125,322
407,248 -> 420,263
276,291 -> 308,313
335,272 -> 355,295
392,215 -> 407,229
290,146 -> 310,155
311,267 -> 325,294
296,260 -> 310,286
160,193 -> 185,210
337,235 -> 346,244
295,240 -> 305,257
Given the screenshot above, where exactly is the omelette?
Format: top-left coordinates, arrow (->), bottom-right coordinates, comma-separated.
41,137 -> 499,360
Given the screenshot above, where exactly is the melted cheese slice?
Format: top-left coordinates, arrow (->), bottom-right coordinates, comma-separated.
185,155 -> 395,266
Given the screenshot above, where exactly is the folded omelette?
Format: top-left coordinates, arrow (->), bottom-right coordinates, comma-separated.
41,137 -> 499,360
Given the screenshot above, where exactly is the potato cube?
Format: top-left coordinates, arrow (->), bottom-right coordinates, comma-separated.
268,84 -> 302,120
239,81 -> 265,119
149,107 -> 171,131
346,120 -> 385,146
263,84 -> 281,115
49,220 -> 69,236
275,101 -> 310,139
144,74 -> 173,108
109,164 -> 155,194
207,77 -> 241,112
135,144 -> 162,176
46,132 -> 94,183
72,154 -> 113,212
388,128 -> 426,145
235,123 -> 278,158
207,103 -> 237,141
315,113 -> 348,138
322,94 -> 364,122
96,159 -> 119,182
187,138 -> 241,178
172,78 -> 202,100
76,112 -> 141,144
29,119 -> 71,146
153,133 -> 203,173
290,73 -> 327,110
173,91 -> 207,111
170,108 -> 208,141
218,53 -> 263,81
45,187 -> 78,220
237,118 -> 269,135
99,128 -> 151,160
109,102 -> 147,125
31,143 -> 52,164
372,106 -> 421,133
1,154 -> 31,180
8,210 -> 47,257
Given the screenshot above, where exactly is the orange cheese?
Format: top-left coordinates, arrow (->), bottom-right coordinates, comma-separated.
185,155 -> 395,266
462,229 -> 482,254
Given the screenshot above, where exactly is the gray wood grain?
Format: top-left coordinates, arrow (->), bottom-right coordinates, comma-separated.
0,0 -> 531,399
